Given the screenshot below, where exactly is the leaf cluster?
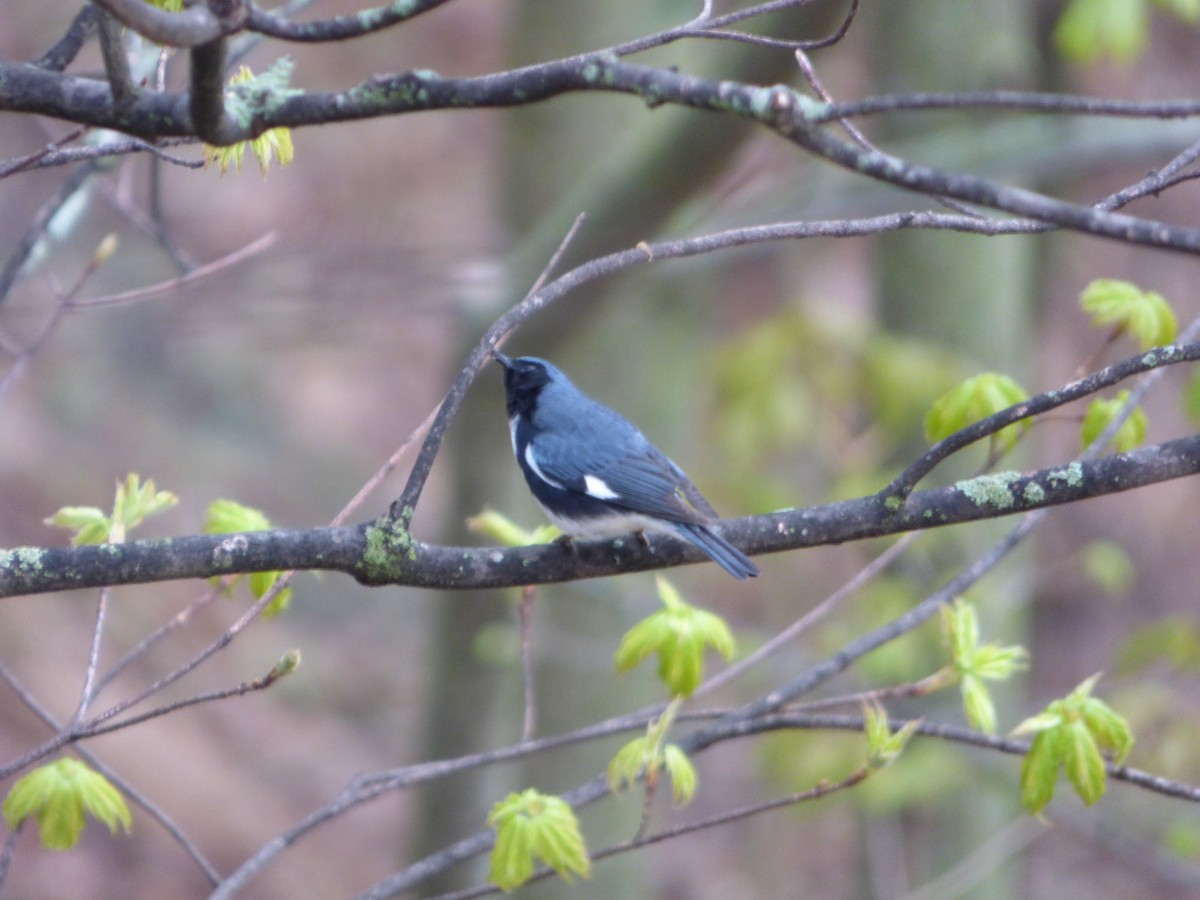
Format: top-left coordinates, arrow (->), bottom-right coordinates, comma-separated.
487,789 -> 590,892
3,758 -> 130,851
44,473 -> 177,545
1014,674 -> 1133,814
613,577 -> 735,699
940,600 -> 1028,735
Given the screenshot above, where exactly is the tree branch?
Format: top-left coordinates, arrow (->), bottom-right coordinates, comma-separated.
35,5 -> 100,72
189,36 -> 234,144
244,0 -> 454,42
97,9 -> 136,110
90,0 -> 236,48
3,430 -> 1197,598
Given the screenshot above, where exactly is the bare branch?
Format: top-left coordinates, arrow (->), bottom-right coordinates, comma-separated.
70,231 -> 278,309
3,425 -> 1198,598
244,0 -> 455,42
885,341 -> 1200,500
390,213 -> 587,519
91,0 -> 236,48
97,10 -> 136,109
35,6 -> 101,71
0,160 -> 101,308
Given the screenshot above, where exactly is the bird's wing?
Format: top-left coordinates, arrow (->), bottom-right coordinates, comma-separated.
528,411 -> 718,525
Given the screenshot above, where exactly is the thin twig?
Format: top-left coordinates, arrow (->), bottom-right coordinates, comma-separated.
0,161 -> 100,308
437,767 -> 872,900
391,213 -> 587,517
72,587 -> 111,725
0,127 -> 88,179
695,533 -> 918,699
0,284 -> 72,400
0,659 -> 221,884
0,137 -> 203,173
93,584 -> 224,697
79,655 -> 295,739
0,824 -> 24,888
793,48 -> 983,219
146,158 -> 194,273
70,232 -> 278,309
84,574 -> 293,729
97,9 -> 136,109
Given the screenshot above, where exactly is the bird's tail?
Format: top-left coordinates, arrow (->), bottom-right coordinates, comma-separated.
675,522 -> 759,580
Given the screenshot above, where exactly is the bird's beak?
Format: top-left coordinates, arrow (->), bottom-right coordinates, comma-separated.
492,350 -> 513,368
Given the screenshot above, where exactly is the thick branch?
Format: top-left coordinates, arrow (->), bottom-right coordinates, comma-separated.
3,434 -> 1198,598
189,37 -> 235,143
886,341 -> 1200,499
6,52 -> 1200,254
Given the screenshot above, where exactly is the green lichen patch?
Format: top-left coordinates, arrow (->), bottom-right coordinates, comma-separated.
360,515 -> 417,581
955,471 -> 1023,509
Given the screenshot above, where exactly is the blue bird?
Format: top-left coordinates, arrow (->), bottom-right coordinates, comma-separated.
494,353 -> 759,580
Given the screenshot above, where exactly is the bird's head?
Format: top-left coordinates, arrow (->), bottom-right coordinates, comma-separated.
492,353 -> 561,418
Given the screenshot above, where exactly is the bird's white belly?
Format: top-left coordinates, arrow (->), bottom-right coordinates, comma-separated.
536,503 -> 675,540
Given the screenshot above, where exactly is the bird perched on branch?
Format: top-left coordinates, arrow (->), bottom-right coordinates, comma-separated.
494,352 -> 758,580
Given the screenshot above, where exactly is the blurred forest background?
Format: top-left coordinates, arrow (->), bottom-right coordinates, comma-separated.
3,1 -> 1200,897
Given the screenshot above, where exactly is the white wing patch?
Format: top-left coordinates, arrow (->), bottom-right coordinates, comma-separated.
583,474 -> 620,500
524,443 -> 565,490
508,416 -> 520,456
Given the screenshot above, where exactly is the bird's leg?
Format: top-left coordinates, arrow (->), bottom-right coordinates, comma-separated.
635,529 -> 652,553
554,533 -> 578,557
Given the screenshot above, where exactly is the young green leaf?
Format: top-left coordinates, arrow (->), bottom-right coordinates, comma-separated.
942,599 -> 980,662
940,600 -> 1028,734
1183,367 -> 1200,426
1080,540 -> 1136,597
109,474 -> 178,542
44,506 -> 110,546
467,509 -> 560,547
1080,695 -> 1134,763
924,373 -> 1029,452
3,758 -> 131,850
205,498 -> 272,534
960,674 -> 997,736
606,735 -> 697,806
863,701 -> 919,768
247,571 -> 292,617
1062,720 -> 1107,805
1020,728 -> 1063,815
662,744 -> 697,805
204,499 -> 290,615
1079,278 -> 1176,349
613,577 -> 735,697
1012,674 -> 1132,814
45,475 -> 177,545
487,789 -> 589,891
203,65 -> 297,176
607,736 -> 651,793
1080,391 -> 1147,452
1054,0 -> 1148,63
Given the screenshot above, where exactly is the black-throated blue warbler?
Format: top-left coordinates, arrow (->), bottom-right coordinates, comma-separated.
494,352 -> 758,580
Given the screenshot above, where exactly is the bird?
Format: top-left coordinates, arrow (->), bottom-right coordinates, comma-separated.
493,352 -> 759,580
